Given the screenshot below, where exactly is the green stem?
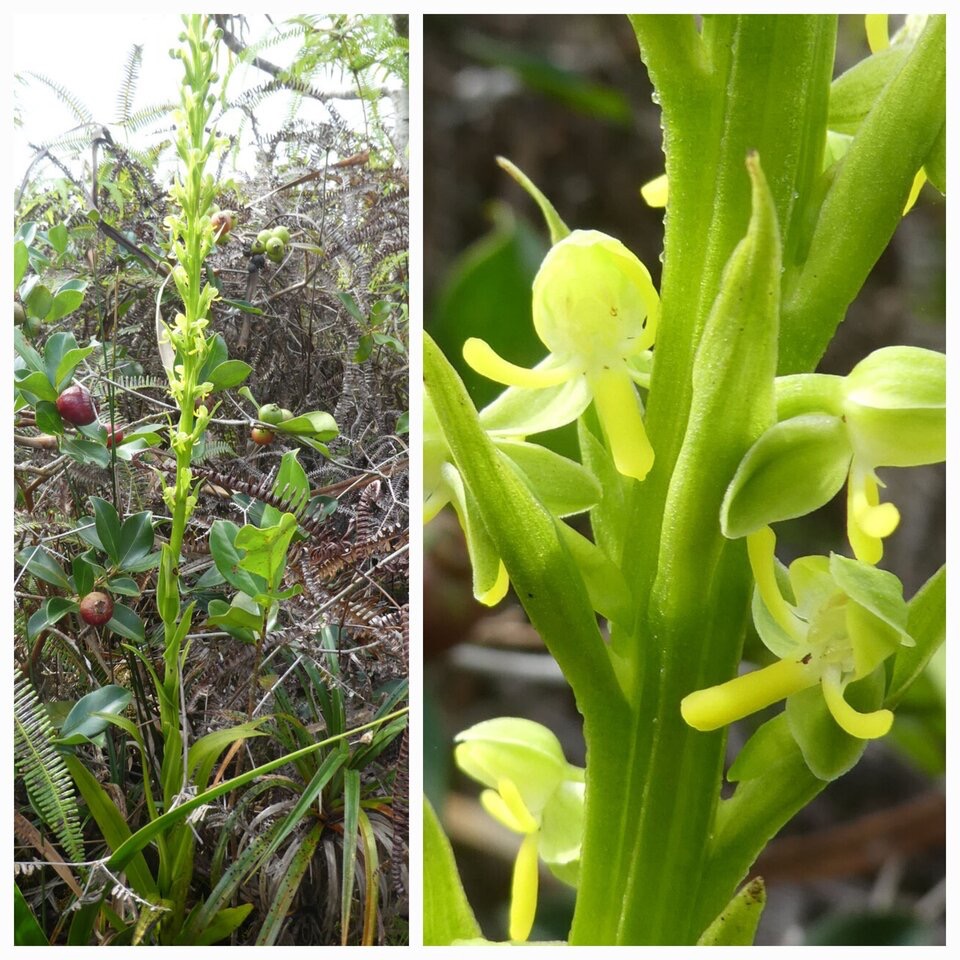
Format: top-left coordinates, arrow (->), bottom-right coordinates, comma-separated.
570,16 -> 834,944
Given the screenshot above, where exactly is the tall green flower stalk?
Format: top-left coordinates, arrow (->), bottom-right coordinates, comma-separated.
425,14 -> 944,946
152,13 -> 225,932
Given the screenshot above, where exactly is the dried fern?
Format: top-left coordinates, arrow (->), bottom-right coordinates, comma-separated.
13,668 -> 84,865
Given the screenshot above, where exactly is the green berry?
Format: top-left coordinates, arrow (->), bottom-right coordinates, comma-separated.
266,237 -> 285,263
258,403 -> 285,425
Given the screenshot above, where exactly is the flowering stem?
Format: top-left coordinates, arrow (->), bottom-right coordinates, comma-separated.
571,16 -> 834,944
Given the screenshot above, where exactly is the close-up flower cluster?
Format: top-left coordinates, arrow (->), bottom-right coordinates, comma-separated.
424,12 -> 945,948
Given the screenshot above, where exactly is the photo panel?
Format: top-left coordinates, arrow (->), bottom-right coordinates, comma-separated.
14,12 -> 408,946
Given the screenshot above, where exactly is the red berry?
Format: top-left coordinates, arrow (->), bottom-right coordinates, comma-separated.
79,591 -> 114,626
251,427 -> 275,445
106,426 -> 124,447
56,384 -> 98,426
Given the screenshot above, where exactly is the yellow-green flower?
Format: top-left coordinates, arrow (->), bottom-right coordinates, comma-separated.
722,346 -> 945,564
463,229 -> 660,481
455,718 -> 585,942
682,526 -> 912,742
424,389 -> 601,606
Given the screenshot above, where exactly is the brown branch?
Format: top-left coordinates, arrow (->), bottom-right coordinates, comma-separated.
214,15 -> 384,104
14,434 -> 58,450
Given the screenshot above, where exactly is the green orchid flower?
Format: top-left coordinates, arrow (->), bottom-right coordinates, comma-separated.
682,525 -> 913,745
424,389 -> 601,606
462,229 -> 660,481
722,345 -> 945,564
454,718 -> 585,943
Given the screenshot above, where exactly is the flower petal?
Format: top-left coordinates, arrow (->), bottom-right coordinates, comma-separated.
454,717 -> 569,813
498,777 -> 540,834
865,13 -> 889,53
533,230 -> 659,362
478,560 -> 509,606
479,782 -> 538,835
681,656 -> 818,732
747,527 -> 806,644
442,463 -> 509,605
821,670 -> 893,739
539,780 -> 585,880
588,368 -> 654,481
902,168 -> 927,215
843,346 -> 945,466
463,337 -> 577,389
721,414 -> 851,539
846,464 -> 899,564
509,832 -> 541,942
480,369 -> 592,437
479,787 -> 528,834
641,172 -> 669,208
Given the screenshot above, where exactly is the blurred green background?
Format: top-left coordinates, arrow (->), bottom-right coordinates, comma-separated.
423,14 -> 945,946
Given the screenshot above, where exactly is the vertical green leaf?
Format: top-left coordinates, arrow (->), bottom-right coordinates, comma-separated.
424,796 -> 482,945
64,755 -> 158,897
340,768 -> 361,944
255,822 -> 324,945
14,883 -> 49,945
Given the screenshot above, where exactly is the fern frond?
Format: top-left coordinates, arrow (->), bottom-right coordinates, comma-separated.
35,125 -> 100,155
13,668 -> 85,864
105,374 -> 169,393
122,103 -> 177,135
26,72 -> 94,125
241,24 -> 303,60
199,439 -> 237,460
116,44 -> 144,125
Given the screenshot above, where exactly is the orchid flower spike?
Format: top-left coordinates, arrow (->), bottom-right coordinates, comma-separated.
463,230 -> 660,481
454,718 -> 585,942
682,526 -> 912,746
